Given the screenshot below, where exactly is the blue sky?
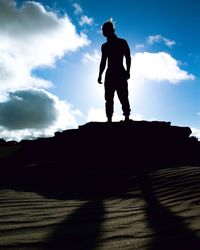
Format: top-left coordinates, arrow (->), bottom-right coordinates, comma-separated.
0,0 -> 200,140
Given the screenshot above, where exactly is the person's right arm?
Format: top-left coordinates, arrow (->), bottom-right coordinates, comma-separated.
98,45 -> 107,84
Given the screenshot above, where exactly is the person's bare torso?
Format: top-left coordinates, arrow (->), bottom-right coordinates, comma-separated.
102,35 -> 128,72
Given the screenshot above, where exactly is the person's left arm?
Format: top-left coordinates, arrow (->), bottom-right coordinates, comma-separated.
124,41 -> 131,79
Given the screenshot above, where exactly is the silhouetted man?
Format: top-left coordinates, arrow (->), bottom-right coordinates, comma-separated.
98,20 -> 131,122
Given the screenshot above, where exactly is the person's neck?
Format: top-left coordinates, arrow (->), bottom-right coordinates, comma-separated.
107,33 -> 117,42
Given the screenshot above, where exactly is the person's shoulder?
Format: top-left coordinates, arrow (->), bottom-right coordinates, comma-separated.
101,42 -> 108,51
117,37 -> 128,44
102,42 -> 108,48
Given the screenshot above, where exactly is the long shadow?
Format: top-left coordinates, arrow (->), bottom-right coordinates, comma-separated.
1,165 -> 200,249
44,199 -> 104,250
139,173 -> 200,250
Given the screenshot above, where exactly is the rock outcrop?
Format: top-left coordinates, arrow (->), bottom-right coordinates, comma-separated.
1,121 -> 200,184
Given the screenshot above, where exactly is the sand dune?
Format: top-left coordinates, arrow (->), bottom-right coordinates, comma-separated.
0,165 -> 200,249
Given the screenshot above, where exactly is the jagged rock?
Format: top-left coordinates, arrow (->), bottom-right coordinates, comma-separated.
1,121 -> 200,185
0,139 -> 6,146
6,140 -> 18,146
54,121 -> 198,168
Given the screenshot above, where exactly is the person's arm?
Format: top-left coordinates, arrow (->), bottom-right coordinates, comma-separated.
98,45 -> 107,84
124,41 -> 131,80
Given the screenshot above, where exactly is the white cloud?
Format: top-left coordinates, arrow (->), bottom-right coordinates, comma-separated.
191,127 -> 200,141
87,108 -> 107,122
72,2 -> 93,27
193,115 -> 200,141
0,0 -> 90,91
0,89 -> 80,141
79,15 -> 93,26
0,0 -> 90,140
131,52 -> 195,84
82,50 -> 101,63
135,44 -> 145,50
73,3 -> 83,15
147,34 -> 176,48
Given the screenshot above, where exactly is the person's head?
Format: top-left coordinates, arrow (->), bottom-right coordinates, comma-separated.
102,19 -> 115,37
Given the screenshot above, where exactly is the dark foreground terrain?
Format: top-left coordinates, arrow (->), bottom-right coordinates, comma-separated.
0,121 -> 200,249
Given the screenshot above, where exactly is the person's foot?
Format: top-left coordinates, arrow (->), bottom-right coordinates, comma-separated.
124,116 -> 130,122
107,117 -> 112,123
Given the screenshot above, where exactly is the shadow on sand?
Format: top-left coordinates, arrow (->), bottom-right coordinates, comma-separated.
45,199 -> 104,250
1,168 -> 200,250
139,173 -> 200,250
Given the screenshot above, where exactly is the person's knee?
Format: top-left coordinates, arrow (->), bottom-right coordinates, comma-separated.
105,98 -> 114,105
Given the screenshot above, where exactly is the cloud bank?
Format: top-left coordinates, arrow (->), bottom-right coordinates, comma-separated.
131,52 -> 195,84
0,0 -> 89,140
0,0 -> 89,91
0,89 -> 79,141
0,89 -> 57,130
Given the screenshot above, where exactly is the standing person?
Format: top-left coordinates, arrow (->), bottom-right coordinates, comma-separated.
98,20 -> 131,122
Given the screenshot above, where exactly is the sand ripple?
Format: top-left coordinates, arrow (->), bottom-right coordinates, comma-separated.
0,166 -> 200,249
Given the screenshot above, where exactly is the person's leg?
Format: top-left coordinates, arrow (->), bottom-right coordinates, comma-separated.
116,81 -> 131,121
105,83 -> 115,122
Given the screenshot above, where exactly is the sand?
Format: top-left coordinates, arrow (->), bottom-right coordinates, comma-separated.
0,165 -> 200,250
